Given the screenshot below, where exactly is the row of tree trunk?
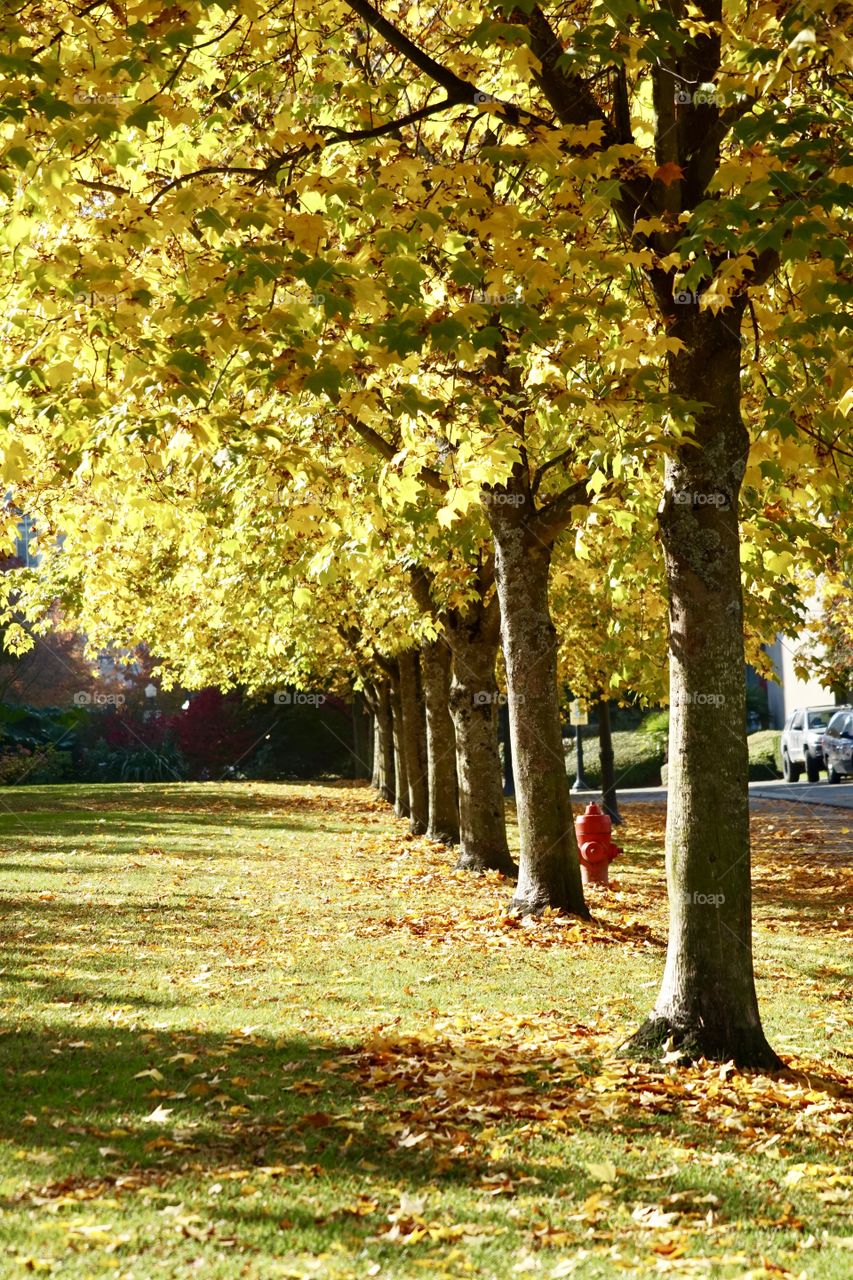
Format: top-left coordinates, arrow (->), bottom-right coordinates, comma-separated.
357,538 -> 593,919
361,633 -> 517,877
352,445 -> 778,1067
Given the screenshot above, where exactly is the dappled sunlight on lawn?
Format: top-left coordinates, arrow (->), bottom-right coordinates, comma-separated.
0,782 -> 850,1279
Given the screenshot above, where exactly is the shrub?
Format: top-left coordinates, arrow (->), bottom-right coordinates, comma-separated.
81,740 -> 187,783
170,689 -> 258,779
0,743 -> 73,785
662,731 -> 783,786
564,729 -> 666,789
246,697 -> 354,780
747,729 -> 783,780
0,745 -> 38,785
639,709 -> 670,736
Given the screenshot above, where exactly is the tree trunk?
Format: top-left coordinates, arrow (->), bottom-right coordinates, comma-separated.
397,648 -> 429,835
370,709 -> 380,790
388,663 -> 410,821
597,697 -> 621,825
627,302 -> 779,1069
351,690 -> 371,780
488,498 -> 588,917
375,680 -> 395,805
366,679 -> 395,805
420,640 -> 460,844
446,603 -> 515,875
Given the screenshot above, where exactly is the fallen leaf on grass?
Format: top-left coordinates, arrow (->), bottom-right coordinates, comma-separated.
632,1204 -> 680,1228
142,1105 -> 173,1124
398,1130 -> 429,1148
134,1068 -> 165,1082
296,1110 -> 335,1129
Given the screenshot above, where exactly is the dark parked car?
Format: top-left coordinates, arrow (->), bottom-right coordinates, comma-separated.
821,710 -> 853,784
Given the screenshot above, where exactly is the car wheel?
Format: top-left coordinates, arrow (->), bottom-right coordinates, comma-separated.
828,764 -> 841,784
782,751 -> 801,782
805,752 -> 821,783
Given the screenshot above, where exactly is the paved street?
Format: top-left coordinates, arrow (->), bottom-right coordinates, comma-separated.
570,779 -> 853,810
747,779 -> 853,809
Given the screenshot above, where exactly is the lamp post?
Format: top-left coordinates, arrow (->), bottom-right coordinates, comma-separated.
144,682 -> 157,720
569,699 -> 591,793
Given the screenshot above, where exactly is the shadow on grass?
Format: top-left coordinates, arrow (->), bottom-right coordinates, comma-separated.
0,970 -> 170,1009
0,780 -> 381,820
0,809 -> 308,841
0,1019 -> 818,1239
0,783 -> 394,851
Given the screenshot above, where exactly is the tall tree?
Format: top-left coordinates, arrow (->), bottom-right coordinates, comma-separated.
2,0 -> 851,1060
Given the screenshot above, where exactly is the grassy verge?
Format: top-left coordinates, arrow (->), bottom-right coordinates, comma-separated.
0,782 -> 850,1278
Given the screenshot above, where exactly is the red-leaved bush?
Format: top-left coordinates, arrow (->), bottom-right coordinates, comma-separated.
169,688 -> 258,778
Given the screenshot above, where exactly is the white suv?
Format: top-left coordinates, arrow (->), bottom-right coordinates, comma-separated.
781,705 -> 843,782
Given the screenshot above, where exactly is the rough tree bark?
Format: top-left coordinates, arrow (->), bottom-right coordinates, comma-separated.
445,596 -> 516,875
626,303 -> 779,1068
487,481 -> 588,917
366,678 -> 395,805
376,679 -> 395,805
387,661 -> 410,821
419,639 -> 460,844
397,648 -> 429,835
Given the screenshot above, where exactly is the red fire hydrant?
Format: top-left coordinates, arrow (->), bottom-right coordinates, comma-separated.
574,803 -> 621,886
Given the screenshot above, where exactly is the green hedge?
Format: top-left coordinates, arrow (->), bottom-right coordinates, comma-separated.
661,730 -> 783,786
747,729 -> 783,780
564,729 -> 666,789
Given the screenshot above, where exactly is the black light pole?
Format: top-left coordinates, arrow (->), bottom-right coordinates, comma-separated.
571,720 -> 591,793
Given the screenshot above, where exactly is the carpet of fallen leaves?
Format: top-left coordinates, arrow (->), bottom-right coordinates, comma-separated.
0,781 -> 850,1279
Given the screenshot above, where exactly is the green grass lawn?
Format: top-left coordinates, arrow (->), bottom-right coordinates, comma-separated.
0,782 -> 850,1279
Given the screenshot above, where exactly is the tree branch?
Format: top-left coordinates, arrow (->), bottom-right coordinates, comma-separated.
148,162 -> 278,209
514,5 -> 615,140
342,415 -> 396,463
341,414 -> 448,494
680,94 -> 759,209
746,247 -> 779,287
532,445 -> 575,494
345,0 -> 472,99
78,177 -> 130,196
408,565 -> 437,617
343,0 -> 553,130
325,96 -> 463,142
529,478 -> 596,545
145,95 -> 548,211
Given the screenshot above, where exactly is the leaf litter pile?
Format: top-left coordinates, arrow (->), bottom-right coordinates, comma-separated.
0,781 -> 850,1279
